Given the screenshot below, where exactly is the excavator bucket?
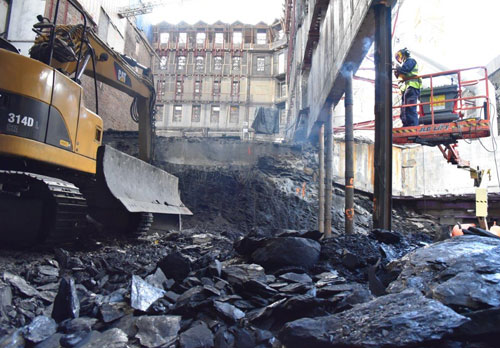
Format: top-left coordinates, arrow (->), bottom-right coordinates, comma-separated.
88,145 -> 192,233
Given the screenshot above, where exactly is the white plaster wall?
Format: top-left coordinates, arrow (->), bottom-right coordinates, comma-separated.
7,0 -> 46,56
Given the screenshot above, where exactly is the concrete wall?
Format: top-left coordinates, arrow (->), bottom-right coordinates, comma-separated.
332,131 -> 500,198
6,0 -> 45,55
0,0 -> 9,34
154,138 -> 300,167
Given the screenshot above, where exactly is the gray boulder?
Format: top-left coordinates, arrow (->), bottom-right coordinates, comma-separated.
387,235 -> 500,311
251,237 -> 320,270
279,289 -> 468,348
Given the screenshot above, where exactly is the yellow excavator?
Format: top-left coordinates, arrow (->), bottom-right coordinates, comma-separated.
0,1 -> 191,246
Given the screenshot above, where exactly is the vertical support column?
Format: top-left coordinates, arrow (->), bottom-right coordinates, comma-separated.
373,1 -> 393,230
138,96 -> 153,163
324,109 -> 333,237
318,124 -> 325,234
344,70 -> 354,234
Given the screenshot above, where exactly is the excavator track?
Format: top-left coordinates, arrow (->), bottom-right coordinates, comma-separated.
0,170 -> 87,247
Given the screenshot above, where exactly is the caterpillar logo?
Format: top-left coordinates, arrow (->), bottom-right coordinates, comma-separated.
114,62 -> 132,87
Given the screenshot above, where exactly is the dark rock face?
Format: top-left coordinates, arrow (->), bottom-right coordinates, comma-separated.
280,290 -> 469,348
52,277 -> 80,323
251,237 -> 321,270
387,236 -> 500,311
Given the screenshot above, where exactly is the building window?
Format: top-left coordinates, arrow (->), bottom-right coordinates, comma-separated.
155,105 -> 164,122
279,81 -> 287,98
192,105 -> 201,122
215,32 -> 224,45
256,30 -> 267,44
232,56 -> 240,72
278,29 -> 284,40
173,105 -> 182,122
176,80 -> 182,95
195,56 -> 205,72
160,32 -> 169,44
160,56 -> 167,70
232,81 -> 239,96
257,57 -> 265,72
278,52 -> 285,74
230,106 -> 239,123
213,80 -> 220,94
157,80 -> 166,98
233,31 -> 242,45
179,32 -> 187,45
279,108 -> 286,124
177,55 -> 186,70
214,56 -> 223,71
194,81 -> 201,95
211,105 -> 220,123
196,32 -> 206,44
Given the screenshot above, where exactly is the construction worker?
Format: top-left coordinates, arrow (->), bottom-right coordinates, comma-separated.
394,48 -> 422,127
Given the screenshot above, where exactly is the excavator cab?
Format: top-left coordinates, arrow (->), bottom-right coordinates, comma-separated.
0,0 -> 191,247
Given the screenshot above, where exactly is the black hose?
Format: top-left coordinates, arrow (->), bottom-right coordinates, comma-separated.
130,97 -> 139,123
90,46 -> 99,115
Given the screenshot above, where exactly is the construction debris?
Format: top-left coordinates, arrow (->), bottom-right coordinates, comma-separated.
0,140 -> 498,347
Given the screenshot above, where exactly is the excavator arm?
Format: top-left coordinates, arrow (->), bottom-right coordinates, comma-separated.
31,17 -> 156,162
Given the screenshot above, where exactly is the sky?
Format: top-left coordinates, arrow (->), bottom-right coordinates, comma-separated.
145,0 -> 285,25
394,0 -> 500,71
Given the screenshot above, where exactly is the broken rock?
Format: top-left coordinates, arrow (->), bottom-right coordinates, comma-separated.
145,268 -> 168,290
130,275 -> 165,312
279,289 -> 468,348
387,235 -> 500,311
52,277 -> 80,323
179,321 -> 214,348
222,264 -> 267,287
22,316 -> 57,343
3,272 -> 40,298
157,252 -> 194,281
135,315 -> 181,348
214,301 -> 245,322
71,328 -> 128,348
250,237 -> 320,270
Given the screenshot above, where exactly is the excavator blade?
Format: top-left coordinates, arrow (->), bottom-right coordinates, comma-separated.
85,145 -> 191,234
97,145 -> 192,216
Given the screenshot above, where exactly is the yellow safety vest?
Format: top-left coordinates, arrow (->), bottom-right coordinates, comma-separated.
401,62 -> 422,92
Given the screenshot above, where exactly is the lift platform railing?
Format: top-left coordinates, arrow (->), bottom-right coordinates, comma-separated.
392,66 -> 491,146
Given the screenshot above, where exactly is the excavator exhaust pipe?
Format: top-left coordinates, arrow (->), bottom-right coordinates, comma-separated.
88,145 -> 192,234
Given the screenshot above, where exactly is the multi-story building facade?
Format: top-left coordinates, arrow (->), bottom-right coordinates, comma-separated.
152,20 -> 287,139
